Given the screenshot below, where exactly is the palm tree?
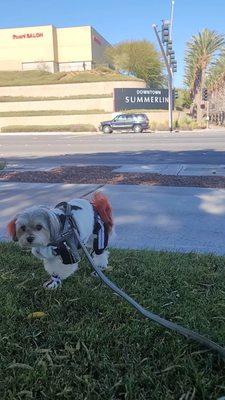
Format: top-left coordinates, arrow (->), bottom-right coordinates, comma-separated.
207,52 -> 225,90
184,29 -> 224,122
207,53 -> 225,118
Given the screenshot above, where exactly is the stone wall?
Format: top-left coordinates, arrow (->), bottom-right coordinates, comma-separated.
0,80 -> 146,97
0,98 -> 113,112
0,111 -> 181,129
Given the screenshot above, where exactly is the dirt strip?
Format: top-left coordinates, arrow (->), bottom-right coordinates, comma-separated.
1,165 -> 225,188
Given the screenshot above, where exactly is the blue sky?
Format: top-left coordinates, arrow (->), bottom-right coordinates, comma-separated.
1,0 -> 225,87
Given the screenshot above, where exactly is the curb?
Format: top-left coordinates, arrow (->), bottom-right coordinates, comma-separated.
0,131 -> 102,136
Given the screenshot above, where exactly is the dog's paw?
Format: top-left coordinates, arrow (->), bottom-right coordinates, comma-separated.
43,275 -> 62,289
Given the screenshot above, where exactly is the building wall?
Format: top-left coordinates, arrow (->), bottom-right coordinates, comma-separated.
0,98 -> 114,112
0,25 -> 55,71
0,80 -> 146,97
91,27 -> 111,66
22,61 -> 58,73
0,25 -> 110,72
57,26 -> 92,65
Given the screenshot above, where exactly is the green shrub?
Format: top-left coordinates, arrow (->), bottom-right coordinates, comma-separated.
150,121 -> 169,131
0,110 -> 106,117
176,117 -> 206,130
1,124 -> 97,133
0,94 -> 113,102
150,117 -> 206,132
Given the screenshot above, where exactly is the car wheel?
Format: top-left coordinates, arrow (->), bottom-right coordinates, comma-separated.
133,124 -> 143,133
103,125 -> 112,134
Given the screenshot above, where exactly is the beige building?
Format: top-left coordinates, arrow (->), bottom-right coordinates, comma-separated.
0,25 -> 111,72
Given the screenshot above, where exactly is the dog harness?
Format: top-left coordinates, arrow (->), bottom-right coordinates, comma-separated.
92,207 -> 109,255
50,201 -> 108,265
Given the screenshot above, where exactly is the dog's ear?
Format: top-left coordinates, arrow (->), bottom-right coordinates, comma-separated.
7,219 -> 18,242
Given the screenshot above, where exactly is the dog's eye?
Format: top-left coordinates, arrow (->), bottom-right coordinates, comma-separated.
21,225 -> 26,232
36,224 -> 42,231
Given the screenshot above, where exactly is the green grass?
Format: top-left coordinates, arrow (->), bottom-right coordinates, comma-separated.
150,119 -> 207,132
0,94 -> 113,102
1,124 -> 97,133
1,243 -> 225,399
0,69 -> 140,87
0,110 -> 107,117
0,161 -> 5,170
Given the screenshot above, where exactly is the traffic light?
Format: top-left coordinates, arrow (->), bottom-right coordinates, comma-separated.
162,20 -> 170,44
172,60 -> 177,73
166,40 -> 173,56
174,89 -> 179,99
202,88 -> 208,101
169,50 -> 175,62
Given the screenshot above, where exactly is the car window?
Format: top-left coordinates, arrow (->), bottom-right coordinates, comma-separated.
135,114 -> 147,121
115,115 -> 126,122
126,115 -> 134,122
133,115 -> 142,122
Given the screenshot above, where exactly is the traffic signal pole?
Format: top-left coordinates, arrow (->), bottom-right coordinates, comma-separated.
152,24 -> 173,132
206,100 -> 210,129
168,72 -> 173,132
202,88 -> 210,129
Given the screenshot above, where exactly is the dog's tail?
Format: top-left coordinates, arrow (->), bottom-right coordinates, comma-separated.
91,192 -> 113,233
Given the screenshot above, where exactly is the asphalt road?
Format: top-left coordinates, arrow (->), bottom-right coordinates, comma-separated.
1,130 -> 225,168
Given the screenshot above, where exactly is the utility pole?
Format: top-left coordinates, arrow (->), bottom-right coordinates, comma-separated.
152,24 -> 173,132
170,0 -> 175,40
152,1 -> 177,132
202,87 -> 210,129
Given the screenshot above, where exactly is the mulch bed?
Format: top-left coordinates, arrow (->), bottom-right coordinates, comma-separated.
1,165 -> 225,188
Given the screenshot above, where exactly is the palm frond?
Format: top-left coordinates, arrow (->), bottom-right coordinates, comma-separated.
184,29 -> 225,92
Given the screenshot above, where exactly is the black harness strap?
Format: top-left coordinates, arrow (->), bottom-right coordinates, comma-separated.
92,206 -> 109,255
50,202 -> 83,265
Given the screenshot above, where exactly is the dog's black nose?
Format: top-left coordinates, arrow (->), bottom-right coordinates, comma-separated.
27,236 -> 34,243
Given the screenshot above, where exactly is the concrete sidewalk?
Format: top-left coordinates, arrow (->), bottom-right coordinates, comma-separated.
114,164 -> 225,176
0,183 -> 101,240
1,182 -> 225,255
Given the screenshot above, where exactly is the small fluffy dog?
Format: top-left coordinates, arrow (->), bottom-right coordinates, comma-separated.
7,192 -> 113,289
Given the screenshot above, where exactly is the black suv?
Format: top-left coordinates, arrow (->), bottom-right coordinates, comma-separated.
99,113 -> 149,133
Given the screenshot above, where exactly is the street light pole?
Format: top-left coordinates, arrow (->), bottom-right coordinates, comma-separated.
152,24 -> 173,132
168,71 -> 173,132
170,0 -> 175,40
169,1 -> 175,132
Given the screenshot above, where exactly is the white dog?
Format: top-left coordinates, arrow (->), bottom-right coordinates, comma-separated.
8,192 -> 113,289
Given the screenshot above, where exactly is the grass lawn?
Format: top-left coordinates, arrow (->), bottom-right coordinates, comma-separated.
0,94 -> 113,102
0,69 -> 140,87
1,244 -> 225,399
0,110 -> 107,117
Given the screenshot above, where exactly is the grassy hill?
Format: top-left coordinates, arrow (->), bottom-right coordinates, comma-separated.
0,67 -> 141,87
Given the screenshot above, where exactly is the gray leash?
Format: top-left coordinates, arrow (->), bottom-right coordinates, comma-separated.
58,204 -> 225,358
